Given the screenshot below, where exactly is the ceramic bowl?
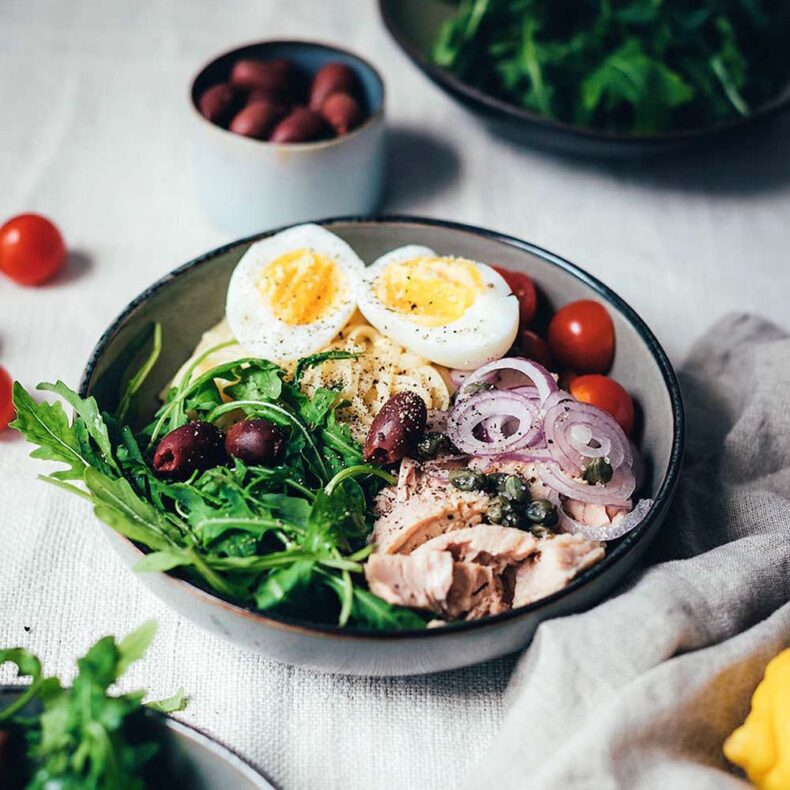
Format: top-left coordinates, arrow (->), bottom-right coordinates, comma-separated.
80,217 -> 684,676
380,0 -> 790,158
0,687 -> 273,789
189,41 -> 386,235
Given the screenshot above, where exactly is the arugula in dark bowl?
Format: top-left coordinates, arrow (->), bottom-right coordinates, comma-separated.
0,623 -> 187,789
429,0 -> 790,135
11,328 -> 427,632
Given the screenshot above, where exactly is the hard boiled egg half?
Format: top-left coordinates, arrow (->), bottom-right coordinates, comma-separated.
357,245 -> 520,370
226,224 -> 364,361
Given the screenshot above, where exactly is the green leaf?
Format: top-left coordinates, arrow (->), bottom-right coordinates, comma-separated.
85,467 -> 177,552
117,322 -> 162,422
10,382 -> 89,480
117,621 -> 157,676
38,380 -> 118,473
133,551 -> 192,573
146,688 -> 187,714
224,361 -> 284,402
254,560 -> 315,610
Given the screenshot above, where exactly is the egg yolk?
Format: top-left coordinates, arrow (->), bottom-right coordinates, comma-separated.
374,256 -> 483,327
258,248 -> 344,325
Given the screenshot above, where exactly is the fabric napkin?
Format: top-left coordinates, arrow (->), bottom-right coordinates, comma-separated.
466,313 -> 790,789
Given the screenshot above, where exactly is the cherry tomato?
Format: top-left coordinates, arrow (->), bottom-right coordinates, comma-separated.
518,329 -> 554,370
0,214 -> 66,286
547,300 -> 614,373
492,266 -> 537,326
0,367 -> 14,431
570,374 -> 634,435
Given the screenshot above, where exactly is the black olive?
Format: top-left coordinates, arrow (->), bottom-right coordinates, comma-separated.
225,418 -> 287,466
152,421 -> 226,480
363,392 -> 427,465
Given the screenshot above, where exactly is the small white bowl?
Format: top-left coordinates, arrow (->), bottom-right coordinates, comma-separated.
189,41 -> 386,235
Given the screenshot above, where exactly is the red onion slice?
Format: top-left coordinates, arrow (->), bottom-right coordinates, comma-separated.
461,358 -> 558,406
536,462 -> 635,507
447,390 -> 541,455
558,498 -> 654,541
544,400 -> 631,475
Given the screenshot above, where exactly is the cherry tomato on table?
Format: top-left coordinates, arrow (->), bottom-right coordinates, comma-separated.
570,374 -> 634,435
0,214 -> 66,286
518,329 -> 554,370
547,299 -> 614,373
0,367 -> 14,431
492,266 -> 537,326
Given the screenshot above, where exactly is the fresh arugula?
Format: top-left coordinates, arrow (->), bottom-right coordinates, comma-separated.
0,622 -> 186,789
10,327 -> 424,631
431,0 -> 790,133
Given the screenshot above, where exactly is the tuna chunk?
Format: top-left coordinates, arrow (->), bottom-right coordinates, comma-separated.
364,551 -> 507,620
413,524 -> 540,571
372,461 -> 490,554
512,534 -> 605,608
562,498 -> 628,528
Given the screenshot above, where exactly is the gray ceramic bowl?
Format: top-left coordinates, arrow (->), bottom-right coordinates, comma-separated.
0,687 -> 273,789
80,217 -> 684,676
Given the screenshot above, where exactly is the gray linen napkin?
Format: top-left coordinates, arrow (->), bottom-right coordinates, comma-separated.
465,314 -> 790,790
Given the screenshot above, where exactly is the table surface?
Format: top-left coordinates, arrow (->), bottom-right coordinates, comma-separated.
1,1 -> 789,788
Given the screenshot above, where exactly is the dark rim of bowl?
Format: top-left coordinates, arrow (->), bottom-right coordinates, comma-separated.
379,0 -> 790,146
189,39 -> 386,151
79,215 -> 685,641
0,685 -> 276,789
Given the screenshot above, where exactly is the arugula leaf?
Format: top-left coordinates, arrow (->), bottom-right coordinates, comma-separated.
293,349 -> 360,386
11,383 -> 90,480
116,322 -> 162,423
145,688 -> 187,714
254,560 -> 315,610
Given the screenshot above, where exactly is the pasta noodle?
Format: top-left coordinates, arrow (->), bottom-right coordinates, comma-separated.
169,314 -> 451,442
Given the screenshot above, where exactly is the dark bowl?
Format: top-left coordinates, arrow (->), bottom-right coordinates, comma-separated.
0,687 -> 273,789
380,0 -> 790,158
80,216 -> 684,676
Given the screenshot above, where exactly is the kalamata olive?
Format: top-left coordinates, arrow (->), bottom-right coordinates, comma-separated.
153,421 -> 226,480
320,92 -> 364,135
363,391 -> 427,465
247,87 -> 288,107
229,58 -> 296,94
198,83 -> 238,125
270,108 -> 331,143
225,418 -> 287,466
309,63 -> 359,110
229,103 -> 286,139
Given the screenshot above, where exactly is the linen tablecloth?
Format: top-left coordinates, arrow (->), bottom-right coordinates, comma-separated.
2,1 -> 790,788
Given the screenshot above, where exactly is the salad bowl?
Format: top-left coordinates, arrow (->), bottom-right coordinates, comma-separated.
78,216 -> 683,676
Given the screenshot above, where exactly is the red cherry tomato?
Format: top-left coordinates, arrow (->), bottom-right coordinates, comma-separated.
0,214 -> 66,286
0,367 -> 14,431
492,266 -> 537,326
518,329 -> 554,370
570,374 -> 634,435
547,300 -> 614,373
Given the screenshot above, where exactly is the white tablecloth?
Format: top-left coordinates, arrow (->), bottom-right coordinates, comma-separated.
1,2 -> 789,788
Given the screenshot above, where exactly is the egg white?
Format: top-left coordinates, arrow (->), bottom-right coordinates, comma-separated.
357,245 -> 520,370
225,224 -> 364,361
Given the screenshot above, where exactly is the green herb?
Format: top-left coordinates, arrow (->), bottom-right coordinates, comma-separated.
10,329 -> 425,631
431,0 -> 790,133
0,622 -> 185,789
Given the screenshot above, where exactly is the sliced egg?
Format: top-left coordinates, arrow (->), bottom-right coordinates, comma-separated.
357,246 -> 519,370
225,224 -> 364,361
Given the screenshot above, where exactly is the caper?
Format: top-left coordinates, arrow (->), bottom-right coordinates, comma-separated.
530,525 -> 555,539
503,474 -> 530,504
485,495 -> 521,526
448,469 -> 487,492
485,472 -> 509,494
416,431 -> 448,461
462,381 -> 496,397
525,499 -> 559,526
583,457 -> 614,485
